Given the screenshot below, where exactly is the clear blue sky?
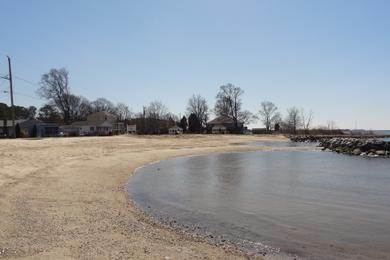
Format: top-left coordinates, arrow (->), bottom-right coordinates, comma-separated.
1,0 -> 389,129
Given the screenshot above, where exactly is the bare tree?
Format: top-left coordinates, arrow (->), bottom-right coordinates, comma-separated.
285,107 -> 301,134
90,98 -> 116,113
238,110 -> 254,125
38,68 -> 73,123
258,101 -> 280,132
145,101 -> 169,119
115,103 -> 132,121
68,95 -> 92,121
214,83 -> 245,128
301,109 -> 313,133
327,120 -> 337,130
186,94 -> 209,127
136,101 -> 172,134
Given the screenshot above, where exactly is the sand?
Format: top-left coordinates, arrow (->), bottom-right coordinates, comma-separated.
0,134 -> 286,259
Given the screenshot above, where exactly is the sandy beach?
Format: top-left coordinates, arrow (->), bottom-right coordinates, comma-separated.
0,134 -> 287,259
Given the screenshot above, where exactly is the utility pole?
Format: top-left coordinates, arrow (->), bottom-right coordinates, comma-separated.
1,57 -> 16,138
6,56 -> 16,138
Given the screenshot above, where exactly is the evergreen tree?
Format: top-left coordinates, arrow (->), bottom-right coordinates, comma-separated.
179,116 -> 188,133
188,113 -> 201,133
274,123 -> 280,132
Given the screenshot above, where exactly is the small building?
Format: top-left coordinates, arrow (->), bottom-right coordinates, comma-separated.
206,116 -> 244,134
0,119 -> 27,137
19,119 -> 59,137
168,126 -> 183,135
1,119 -> 58,137
127,124 -> 137,134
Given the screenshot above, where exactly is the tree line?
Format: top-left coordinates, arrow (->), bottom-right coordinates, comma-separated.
1,67 -> 339,134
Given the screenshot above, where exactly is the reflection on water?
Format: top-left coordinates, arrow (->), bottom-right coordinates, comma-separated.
129,151 -> 390,259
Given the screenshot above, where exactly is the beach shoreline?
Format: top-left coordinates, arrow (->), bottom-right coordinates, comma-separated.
0,134 -> 286,259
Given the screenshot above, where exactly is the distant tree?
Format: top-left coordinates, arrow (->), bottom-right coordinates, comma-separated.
90,98 -> 116,114
38,68 -> 73,124
239,110 -> 254,125
77,96 -> 93,120
180,116 -> 188,132
258,101 -> 280,133
274,122 -> 280,132
188,113 -> 202,133
68,95 -> 93,121
136,101 -> 171,134
0,103 -> 34,120
145,101 -> 169,120
167,113 -> 179,123
14,106 -> 30,119
186,94 -> 209,128
300,109 -> 313,133
27,106 -> 37,119
37,104 -> 62,123
115,103 -> 132,121
284,107 -> 301,134
214,83 -> 247,128
327,120 -> 337,130
15,123 -> 21,138
0,103 -> 9,119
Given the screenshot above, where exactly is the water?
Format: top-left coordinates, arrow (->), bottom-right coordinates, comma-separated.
128,150 -> 390,259
373,130 -> 390,136
250,140 -> 318,148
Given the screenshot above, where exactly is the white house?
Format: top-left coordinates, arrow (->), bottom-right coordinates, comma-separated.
168,126 -> 183,135
211,125 -> 227,134
72,111 -> 116,135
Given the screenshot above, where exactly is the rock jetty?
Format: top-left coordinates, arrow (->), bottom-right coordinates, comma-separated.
319,138 -> 390,157
289,135 -> 329,142
290,135 -> 390,157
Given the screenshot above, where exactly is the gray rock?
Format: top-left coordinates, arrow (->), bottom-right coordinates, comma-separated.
352,148 -> 361,155
376,150 -> 386,156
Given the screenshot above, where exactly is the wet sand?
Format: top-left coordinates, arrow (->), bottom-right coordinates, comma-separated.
0,134 -> 285,259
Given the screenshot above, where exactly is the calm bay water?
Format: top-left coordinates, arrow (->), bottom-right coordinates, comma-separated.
129,150 -> 390,259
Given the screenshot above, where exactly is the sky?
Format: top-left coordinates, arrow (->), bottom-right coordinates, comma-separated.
0,0 -> 389,129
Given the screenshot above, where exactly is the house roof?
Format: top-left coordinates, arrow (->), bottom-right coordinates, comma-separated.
92,111 -> 115,117
207,116 -> 243,125
87,111 -> 116,121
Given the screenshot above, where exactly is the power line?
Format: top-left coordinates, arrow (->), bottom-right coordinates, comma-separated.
14,75 -> 40,88
13,91 -> 43,101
